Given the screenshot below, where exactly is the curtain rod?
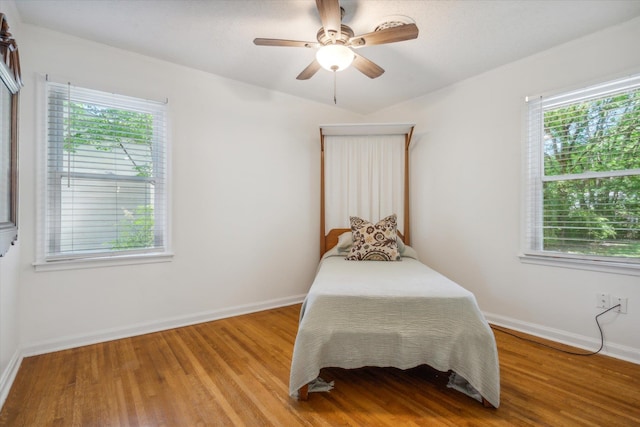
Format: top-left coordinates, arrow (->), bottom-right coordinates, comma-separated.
320,123 -> 415,136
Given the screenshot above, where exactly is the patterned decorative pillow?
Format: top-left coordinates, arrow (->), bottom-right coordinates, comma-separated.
346,214 -> 401,261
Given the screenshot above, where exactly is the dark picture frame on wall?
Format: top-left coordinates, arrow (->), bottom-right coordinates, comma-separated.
0,13 -> 22,257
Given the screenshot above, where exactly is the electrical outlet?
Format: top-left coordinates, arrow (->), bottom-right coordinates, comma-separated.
597,292 -> 610,309
612,296 -> 628,314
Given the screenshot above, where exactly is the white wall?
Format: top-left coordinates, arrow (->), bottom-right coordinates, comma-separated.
368,17 -> 640,362
0,0 -> 23,405
0,242 -> 20,405
16,24 -> 363,354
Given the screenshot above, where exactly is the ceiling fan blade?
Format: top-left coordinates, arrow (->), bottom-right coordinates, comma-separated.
349,23 -> 419,47
254,38 -> 319,48
316,0 -> 341,42
296,60 -> 322,80
352,53 -> 384,79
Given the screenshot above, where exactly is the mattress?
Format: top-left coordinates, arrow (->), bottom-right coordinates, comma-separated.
289,249 -> 500,407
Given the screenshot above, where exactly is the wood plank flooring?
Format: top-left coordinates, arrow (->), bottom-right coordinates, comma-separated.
1,304 -> 639,426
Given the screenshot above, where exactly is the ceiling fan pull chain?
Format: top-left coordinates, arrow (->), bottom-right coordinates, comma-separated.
333,70 -> 337,104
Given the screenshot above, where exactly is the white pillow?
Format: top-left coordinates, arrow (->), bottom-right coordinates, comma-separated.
336,231 -> 353,252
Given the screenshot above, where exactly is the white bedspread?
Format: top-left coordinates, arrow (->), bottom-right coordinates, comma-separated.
289,252 -> 500,407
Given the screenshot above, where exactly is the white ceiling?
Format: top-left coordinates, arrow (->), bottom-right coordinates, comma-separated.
14,0 -> 640,114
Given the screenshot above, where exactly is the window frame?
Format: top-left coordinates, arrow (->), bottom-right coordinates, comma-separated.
521,73 -> 640,276
0,14 -> 21,258
35,79 -> 172,271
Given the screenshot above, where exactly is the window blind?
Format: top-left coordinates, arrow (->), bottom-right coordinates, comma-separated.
42,81 -> 168,262
525,74 -> 640,263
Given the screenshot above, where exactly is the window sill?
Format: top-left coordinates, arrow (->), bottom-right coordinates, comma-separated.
519,252 -> 640,277
33,252 -> 174,272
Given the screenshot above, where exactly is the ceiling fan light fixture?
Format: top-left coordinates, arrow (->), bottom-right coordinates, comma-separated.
316,44 -> 354,72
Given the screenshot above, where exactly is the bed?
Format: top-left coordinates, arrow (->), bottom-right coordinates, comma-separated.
291,124 -> 500,407
288,226 -> 501,408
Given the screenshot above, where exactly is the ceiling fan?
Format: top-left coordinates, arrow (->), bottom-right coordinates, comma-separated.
253,0 -> 419,80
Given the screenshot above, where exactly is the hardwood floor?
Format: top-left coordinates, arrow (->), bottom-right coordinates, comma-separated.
1,304 -> 639,426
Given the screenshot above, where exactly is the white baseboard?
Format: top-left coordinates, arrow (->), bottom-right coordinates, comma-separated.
484,311 -> 640,365
22,294 -> 306,357
0,349 -> 23,410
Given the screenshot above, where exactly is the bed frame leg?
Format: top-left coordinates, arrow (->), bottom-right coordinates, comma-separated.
298,384 -> 309,401
482,397 -> 494,408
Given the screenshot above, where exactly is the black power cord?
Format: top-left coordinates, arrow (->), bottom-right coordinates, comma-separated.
491,304 -> 622,356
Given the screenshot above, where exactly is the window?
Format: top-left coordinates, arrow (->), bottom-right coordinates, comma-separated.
37,81 -> 170,268
523,74 -> 640,272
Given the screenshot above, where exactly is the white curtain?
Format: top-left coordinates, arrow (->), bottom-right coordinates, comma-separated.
325,134 -> 405,234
